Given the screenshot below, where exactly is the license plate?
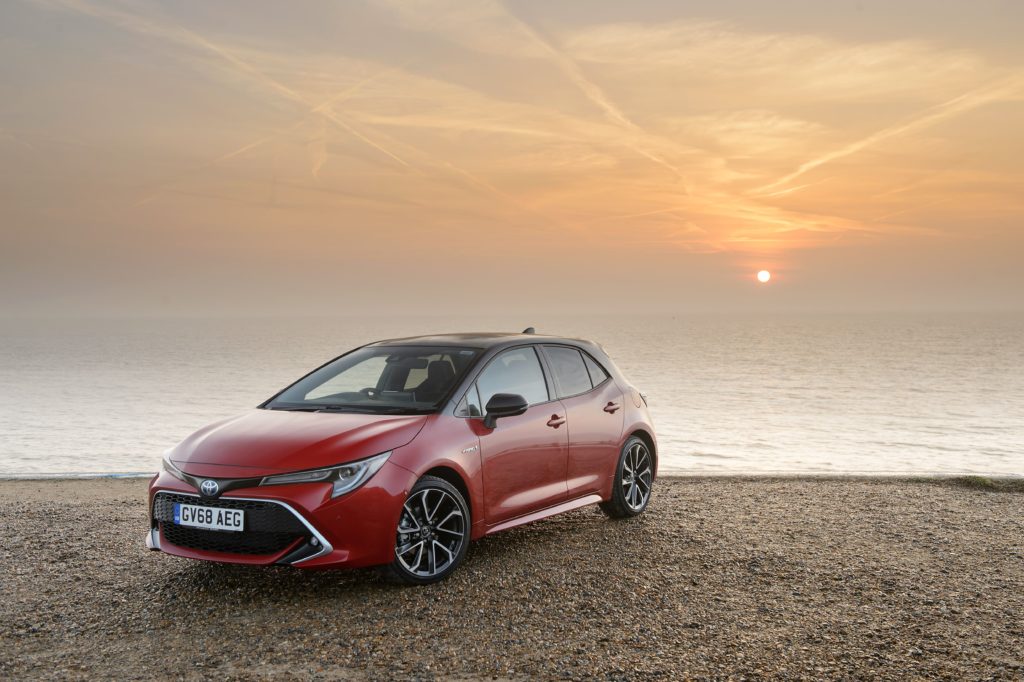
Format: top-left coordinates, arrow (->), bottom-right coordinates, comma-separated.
173,503 -> 244,532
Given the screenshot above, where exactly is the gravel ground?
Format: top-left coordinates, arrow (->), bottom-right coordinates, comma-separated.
0,476 -> 1021,680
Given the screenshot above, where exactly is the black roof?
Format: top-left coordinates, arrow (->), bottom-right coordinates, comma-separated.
367,332 -> 596,351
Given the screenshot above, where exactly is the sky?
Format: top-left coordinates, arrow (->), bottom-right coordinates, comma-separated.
1,0 -> 1022,317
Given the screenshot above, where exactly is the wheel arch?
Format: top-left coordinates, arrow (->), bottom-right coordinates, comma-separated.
421,464 -> 474,524
626,428 -> 658,476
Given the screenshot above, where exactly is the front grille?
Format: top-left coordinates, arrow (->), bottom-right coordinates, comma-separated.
154,492 -> 309,556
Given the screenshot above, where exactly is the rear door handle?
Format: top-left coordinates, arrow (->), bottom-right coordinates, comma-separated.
603,402 -> 620,413
546,414 -> 566,428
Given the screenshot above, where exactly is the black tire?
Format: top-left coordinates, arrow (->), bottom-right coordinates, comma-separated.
379,475 -> 471,585
600,436 -> 654,519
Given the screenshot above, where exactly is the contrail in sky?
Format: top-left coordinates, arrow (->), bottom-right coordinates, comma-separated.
497,1 -> 690,185
133,60 -> 417,205
752,74 -> 1024,196
33,0 -> 555,221
179,30 -> 412,168
32,0 -> 412,168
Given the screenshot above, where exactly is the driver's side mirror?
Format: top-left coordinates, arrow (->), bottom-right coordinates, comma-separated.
482,393 -> 528,429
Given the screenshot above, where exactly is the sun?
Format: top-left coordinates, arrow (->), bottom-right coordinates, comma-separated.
757,270 -> 771,283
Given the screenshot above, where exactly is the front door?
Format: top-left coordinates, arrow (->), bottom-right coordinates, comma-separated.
474,346 -> 568,525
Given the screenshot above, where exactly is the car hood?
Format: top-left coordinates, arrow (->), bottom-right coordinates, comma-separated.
168,409 -> 428,478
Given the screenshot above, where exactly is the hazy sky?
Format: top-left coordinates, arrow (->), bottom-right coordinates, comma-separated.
2,0 -> 1022,316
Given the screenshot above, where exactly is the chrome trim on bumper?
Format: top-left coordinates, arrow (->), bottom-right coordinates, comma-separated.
150,490 -> 333,565
146,524 -> 161,551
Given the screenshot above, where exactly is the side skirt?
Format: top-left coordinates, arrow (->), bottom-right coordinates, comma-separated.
483,494 -> 604,536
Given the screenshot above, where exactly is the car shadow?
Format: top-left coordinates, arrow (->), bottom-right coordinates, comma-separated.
154,559 -> 379,599
150,505 -> 657,607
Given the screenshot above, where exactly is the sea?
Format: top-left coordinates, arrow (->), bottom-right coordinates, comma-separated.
1,314 -> 1021,477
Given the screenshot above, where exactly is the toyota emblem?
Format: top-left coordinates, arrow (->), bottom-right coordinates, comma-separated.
200,479 -> 219,497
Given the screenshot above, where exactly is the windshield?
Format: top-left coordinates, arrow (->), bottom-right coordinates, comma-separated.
265,345 -> 481,414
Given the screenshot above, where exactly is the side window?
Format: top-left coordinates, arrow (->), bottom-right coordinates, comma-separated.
455,384 -> 482,417
544,346 -> 593,397
583,352 -> 610,387
476,347 -> 549,408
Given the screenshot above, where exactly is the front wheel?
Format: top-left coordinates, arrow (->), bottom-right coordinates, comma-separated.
380,475 -> 470,585
600,437 -> 654,518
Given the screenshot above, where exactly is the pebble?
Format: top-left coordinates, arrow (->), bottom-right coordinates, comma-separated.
0,477 -> 1021,680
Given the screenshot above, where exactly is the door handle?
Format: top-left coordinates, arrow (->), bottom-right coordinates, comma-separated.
546,414 -> 566,428
603,402 -> 621,414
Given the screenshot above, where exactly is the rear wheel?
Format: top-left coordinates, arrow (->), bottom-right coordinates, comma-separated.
600,436 -> 654,518
380,475 -> 470,585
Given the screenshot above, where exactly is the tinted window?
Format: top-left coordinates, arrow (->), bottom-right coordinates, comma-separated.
583,353 -> 610,386
545,346 -> 592,397
476,347 -> 549,407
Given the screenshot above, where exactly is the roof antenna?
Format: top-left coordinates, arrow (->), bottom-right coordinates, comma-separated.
522,327 -> 535,334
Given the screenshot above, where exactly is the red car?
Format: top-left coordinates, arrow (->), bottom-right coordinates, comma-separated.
148,330 -> 657,584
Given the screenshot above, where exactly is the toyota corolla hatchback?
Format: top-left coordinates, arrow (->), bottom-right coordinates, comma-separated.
148,329 -> 657,584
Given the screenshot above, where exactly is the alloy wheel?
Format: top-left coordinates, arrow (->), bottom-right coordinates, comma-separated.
621,442 -> 653,511
395,487 -> 467,578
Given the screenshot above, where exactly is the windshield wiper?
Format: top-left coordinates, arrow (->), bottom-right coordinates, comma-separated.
367,406 -> 436,414
316,404 -> 435,415
268,404 -> 435,415
315,405 -> 378,413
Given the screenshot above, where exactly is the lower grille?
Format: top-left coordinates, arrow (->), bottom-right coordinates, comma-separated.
154,492 -> 309,556
160,523 -> 301,555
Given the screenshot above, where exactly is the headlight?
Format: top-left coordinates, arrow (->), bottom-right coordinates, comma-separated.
162,454 -> 187,482
260,451 -> 391,498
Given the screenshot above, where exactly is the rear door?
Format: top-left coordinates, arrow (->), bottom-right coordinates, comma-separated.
540,345 -> 624,499
474,346 -> 569,525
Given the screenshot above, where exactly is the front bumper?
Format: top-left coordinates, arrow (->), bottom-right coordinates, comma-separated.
146,461 -> 417,569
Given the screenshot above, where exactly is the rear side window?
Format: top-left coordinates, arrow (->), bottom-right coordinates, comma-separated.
583,353 -> 610,386
476,347 -> 549,407
544,346 -> 593,398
